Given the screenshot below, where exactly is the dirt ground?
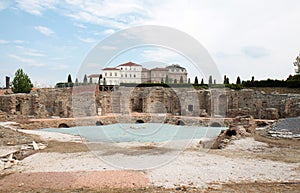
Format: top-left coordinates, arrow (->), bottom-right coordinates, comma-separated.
1,125 -> 300,192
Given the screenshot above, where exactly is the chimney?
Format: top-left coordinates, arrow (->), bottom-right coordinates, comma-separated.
5,76 -> 10,89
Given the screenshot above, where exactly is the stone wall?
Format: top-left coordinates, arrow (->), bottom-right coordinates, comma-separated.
0,86 -> 300,122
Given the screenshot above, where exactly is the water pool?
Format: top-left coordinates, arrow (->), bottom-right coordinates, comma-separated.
42,123 -> 225,143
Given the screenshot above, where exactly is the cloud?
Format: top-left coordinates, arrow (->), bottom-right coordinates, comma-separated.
34,26 -> 55,37
18,47 -> 45,57
0,39 -> 9,44
63,0 -> 149,29
16,0 -> 58,16
141,48 -> 184,64
103,29 -> 115,35
242,46 -> 270,58
77,37 -> 98,43
0,0 -> 12,10
13,40 -> 26,44
9,54 -> 46,67
73,23 -> 87,28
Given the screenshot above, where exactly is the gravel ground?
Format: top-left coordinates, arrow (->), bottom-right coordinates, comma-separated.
1,125 -> 300,191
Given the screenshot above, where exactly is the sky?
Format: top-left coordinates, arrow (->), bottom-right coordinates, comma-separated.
0,0 -> 299,87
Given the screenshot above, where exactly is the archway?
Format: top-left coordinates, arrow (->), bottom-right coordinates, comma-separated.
96,121 -> 103,126
136,119 -> 145,124
58,123 -> 69,128
176,120 -> 185,126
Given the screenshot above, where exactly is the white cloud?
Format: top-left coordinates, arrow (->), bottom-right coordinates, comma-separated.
0,39 -> 9,44
13,40 -> 26,44
73,23 -> 87,28
141,48 -> 182,64
0,0 -> 12,10
15,46 -> 45,57
16,0 -> 58,15
8,54 -> 46,67
34,26 -> 55,37
63,0 -> 149,29
77,36 -> 97,43
103,29 -> 115,35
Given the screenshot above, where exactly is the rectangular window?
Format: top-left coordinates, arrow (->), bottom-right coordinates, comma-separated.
105,72 -> 107,76
110,73 -> 112,76
115,72 -> 117,76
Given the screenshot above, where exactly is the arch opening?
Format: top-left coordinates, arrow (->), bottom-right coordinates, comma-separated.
176,120 -> 185,126
58,123 -> 69,128
96,121 -> 103,126
136,119 -> 145,124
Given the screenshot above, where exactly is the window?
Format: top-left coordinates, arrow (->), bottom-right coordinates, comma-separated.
125,68 -> 127,70
130,74 -> 132,78
115,72 -> 117,76
134,74 -> 136,78
110,73 -> 112,76
121,68 -> 123,70
125,74 -> 127,77
188,105 -> 193,112
105,72 -> 107,76
121,74 -> 123,77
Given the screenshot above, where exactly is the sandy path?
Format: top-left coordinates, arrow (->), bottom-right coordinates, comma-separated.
0,171 -> 149,192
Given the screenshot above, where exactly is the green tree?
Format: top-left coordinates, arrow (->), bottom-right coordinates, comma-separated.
236,76 -> 241,85
223,75 -> 227,84
179,76 -> 184,84
103,77 -> 106,85
67,74 -> 72,83
75,78 -> 79,86
12,68 -> 33,93
83,74 -> 88,84
201,78 -> 204,84
194,76 -> 198,84
208,75 -> 213,85
89,77 -> 93,84
188,78 -> 191,84
165,75 -> 169,83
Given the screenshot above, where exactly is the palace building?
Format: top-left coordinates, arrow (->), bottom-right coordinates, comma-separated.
101,62 -> 187,85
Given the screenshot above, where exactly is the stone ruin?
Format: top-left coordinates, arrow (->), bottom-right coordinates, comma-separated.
0,86 -> 300,122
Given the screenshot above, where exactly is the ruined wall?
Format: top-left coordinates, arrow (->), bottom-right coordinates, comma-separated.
0,86 -> 300,121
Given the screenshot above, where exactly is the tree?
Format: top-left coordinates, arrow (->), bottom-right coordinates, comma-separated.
223,75 -> 229,84
214,79 -> 216,84
83,74 -> 88,84
67,74 -> 72,83
179,76 -> 184,84
201,78 -> 204,85
103,78 -> 106,85
236,76 -> 241,85
75,78 -> 79,86
194,76 -> 198,84
294,53 -> 300,74
208,75 -> 213,85
161,78 -> 164,83
89,77 -> 93,84
165,75 -> 169,83
12,68 -> 33,93
174,79 -> 177,84
188,78 -> 191,84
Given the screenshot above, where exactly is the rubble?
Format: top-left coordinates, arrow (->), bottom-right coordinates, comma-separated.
211,116 -> 256,149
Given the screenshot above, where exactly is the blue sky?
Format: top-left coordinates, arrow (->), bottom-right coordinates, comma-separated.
0,0 -> 300,87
